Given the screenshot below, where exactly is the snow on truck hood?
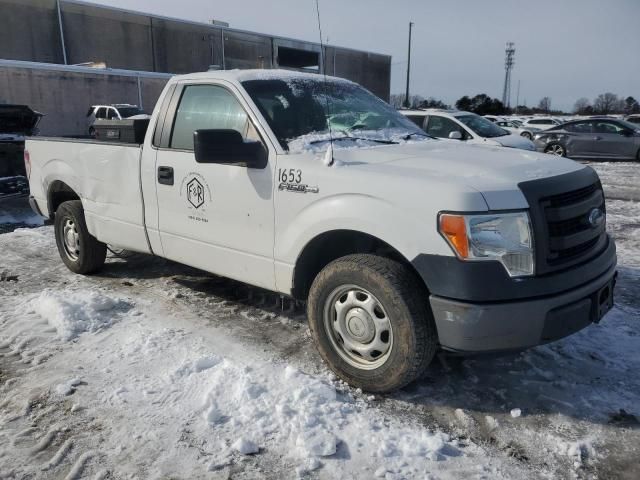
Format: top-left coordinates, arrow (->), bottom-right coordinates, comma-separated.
329,140 -> 586,210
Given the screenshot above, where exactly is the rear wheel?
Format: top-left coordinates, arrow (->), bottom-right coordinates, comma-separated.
307,254 -> 437,393
54,200 -> 106,274
544,143 -> 566,157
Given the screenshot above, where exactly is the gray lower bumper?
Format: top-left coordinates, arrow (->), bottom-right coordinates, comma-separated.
430,263 -> 617,353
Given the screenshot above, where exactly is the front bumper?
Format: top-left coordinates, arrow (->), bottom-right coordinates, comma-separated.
429,262 -> 617,352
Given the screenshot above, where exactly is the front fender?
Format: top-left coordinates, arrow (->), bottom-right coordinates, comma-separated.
275,192 -> 455,267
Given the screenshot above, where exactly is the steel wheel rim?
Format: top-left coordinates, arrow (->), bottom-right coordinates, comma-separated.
62,218 -> 80,261
323,285 -> 393,370
546,144 -> 564,156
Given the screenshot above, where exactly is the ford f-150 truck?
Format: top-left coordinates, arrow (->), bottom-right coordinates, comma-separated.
25,70 -> 617,393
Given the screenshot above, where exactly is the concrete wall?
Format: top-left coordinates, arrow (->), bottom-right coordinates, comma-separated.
0,63 -> 170,136
61,2 -> 154,71
0,0 -> 63,64
327,47 -> 391,101
0,0 -> 391,99
151,19 -> 223,74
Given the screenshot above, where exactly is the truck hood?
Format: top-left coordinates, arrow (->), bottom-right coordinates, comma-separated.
0,104 -> 43,136
332,140 -> 585,210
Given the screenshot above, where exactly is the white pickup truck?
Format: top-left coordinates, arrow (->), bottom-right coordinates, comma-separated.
25,70 -> 617,392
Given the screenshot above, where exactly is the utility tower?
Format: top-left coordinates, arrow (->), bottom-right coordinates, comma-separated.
501,42 -> 515,109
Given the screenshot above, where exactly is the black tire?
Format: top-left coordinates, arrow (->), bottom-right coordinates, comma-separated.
54,200 -> 107,274
544,142 -> 566,157
521,131 -> 532,140
307,254 -> 437,393
88,127 -> 96,138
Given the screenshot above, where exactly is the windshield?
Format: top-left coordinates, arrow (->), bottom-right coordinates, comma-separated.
117,107 -> 144,118
618,119 -> 640,131
242,78 -> 427,151
456,114 -> 510,138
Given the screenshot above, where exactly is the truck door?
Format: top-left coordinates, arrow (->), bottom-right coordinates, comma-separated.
154,82 -> 276,290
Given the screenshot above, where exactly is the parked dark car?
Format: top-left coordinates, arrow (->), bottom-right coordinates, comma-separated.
533,118 -> 640,160
0,104 -> 43,179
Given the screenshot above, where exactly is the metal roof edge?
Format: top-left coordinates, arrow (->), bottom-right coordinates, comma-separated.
0,58 -> 174,78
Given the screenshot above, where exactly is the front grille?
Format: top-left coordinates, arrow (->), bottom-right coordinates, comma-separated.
549,236 -> 599,264
519,168 -> 608,275
541,184 -> 605,266
545,183 -> 597,207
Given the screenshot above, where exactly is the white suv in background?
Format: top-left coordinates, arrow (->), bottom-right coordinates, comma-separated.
86,104 -> 147,136
519,117 -> 563,139
399,109 -> 536,151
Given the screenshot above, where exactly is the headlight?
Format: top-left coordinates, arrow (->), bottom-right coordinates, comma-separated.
438,212 -> 534,277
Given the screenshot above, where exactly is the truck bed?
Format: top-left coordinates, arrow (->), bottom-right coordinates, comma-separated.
26,137 -> 150,253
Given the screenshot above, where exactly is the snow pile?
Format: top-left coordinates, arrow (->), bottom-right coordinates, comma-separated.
195,361 -> 461,475
30,289 -> 131,341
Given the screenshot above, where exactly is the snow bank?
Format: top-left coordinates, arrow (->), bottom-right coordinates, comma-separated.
197,361 -> 460,475
30,290 -> 131,341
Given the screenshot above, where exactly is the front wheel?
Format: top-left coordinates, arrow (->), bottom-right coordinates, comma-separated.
544,143 -> 566,156
307,254 -> 437,393
54,200 -> 107,274
521,131 -> 532,140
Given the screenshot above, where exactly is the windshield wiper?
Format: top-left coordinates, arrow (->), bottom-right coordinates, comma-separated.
309,135 -> 398,145
402,132 -> 432,140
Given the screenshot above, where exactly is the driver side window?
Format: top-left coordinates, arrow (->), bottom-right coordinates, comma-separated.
170,84 -> 258,151
594,121 -> 622,134
425,116 -> 465,139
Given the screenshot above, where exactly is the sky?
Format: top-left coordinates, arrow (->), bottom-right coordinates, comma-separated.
82,0 -> 640,112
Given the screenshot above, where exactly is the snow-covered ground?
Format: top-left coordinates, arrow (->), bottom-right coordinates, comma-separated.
1,162 -> 639,479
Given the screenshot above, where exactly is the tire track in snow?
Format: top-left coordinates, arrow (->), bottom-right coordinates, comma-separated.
42,437 -> 74,470
64,451 -> 94,480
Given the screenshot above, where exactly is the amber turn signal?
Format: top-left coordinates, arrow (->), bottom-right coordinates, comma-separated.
439,214 -> 469,258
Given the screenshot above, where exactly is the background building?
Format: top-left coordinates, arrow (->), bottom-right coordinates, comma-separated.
0,0 -> 391,136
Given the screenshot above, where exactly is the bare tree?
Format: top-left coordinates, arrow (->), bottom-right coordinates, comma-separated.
538,97 -> 552,113
573,97 -> 591,114
389,94 -> 405,109
593,92 -> 619,115
409,95 -> 425,109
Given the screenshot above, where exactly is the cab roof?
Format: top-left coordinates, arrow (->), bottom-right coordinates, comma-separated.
173,68 -> 354,85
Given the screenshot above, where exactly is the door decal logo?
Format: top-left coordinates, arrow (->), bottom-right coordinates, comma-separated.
180,173 -> 212,223
187,178 -> 205,209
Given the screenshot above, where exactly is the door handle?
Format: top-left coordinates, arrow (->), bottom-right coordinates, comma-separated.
157,166 -> 174,185
594,136 -> 602,141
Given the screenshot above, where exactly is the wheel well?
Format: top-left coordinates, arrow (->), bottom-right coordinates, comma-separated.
291,230 -> 426,300
47,181 -> 80,218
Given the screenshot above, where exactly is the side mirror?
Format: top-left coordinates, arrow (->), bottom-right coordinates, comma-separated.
194,129 -> 267,168
448,131 -> 463,140
619,129 -> 633,137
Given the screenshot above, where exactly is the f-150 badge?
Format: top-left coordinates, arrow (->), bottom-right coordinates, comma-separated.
278,183 -> 319,194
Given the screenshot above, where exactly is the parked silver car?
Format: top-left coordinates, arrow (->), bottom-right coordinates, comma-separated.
534,118 -> 640,160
